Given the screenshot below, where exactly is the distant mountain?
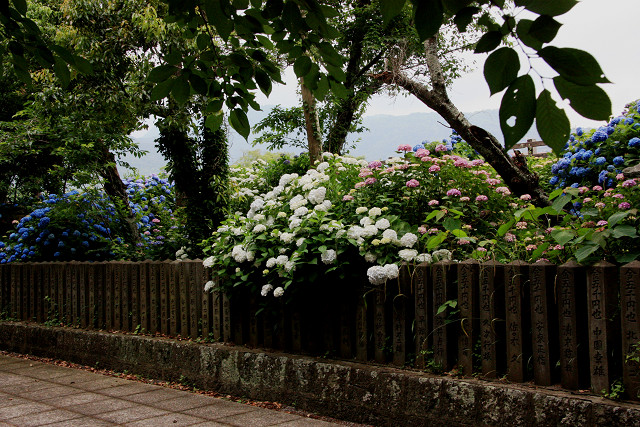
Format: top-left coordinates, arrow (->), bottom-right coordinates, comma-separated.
121,107 -> 542,175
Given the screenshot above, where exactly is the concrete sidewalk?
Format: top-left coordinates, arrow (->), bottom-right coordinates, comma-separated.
0,354 -> 345,426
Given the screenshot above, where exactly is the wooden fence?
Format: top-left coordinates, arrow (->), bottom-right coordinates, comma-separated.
1,260 -> 640,399
512,139 -> 550,157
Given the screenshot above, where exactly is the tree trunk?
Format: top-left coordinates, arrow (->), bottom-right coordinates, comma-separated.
300,77 -> 322,165
96,141 -> 141,245
372,36 -> 548,207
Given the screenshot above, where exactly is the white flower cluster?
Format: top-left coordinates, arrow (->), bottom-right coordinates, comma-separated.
204,280 -> 215,292
321,249 -> 337,264
432,249 -> 453,262
175,247 -> 189,260
367,264 -> 400,285
231,245 -> 254,263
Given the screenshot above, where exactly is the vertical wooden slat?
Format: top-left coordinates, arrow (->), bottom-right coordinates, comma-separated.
340,297 -> 353,359
105,262 -> 114,330
393,264 -> 411,366
374,288 -> 386,363
149,261 -> 159,334
529,261 -> 556,386
355,280 -> 369,362
86,263 -> 95,328
169,261 -> 179,336
557,261 -> 587,390
121,262 -> 131,332
201,269 -> 212,340
479,261 -> 504,378
189,260 -> 202,339
222,292 -> 232,342
41,263 -> 51,322
78,263 -> 87,329
588,261 -> 621,394
22,263 -> 30,321
432,260 -> 456,371
178,261 -> 189,336
94,263 -> 105,329
212,287 -> 222,342
130,262 -> 140,331
621,261 -> 640,400
139,261 -> 149,332
113,261 -> 122,330
66,261 -> 75,325
249,296 -> 259,347
34,263 -> 43,322
458,259 -> 479,376
505,261 -> 529,383
56,264 -> 64,325
10,264 -> 18,318
414,263 -> 429,369
159,260 -> 170,335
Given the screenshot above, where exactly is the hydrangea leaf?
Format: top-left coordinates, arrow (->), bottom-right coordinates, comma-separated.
412,0 -> 444,42
499,75 -> 536,150
612,225 -> 638,239
551,194 -> 572,213
608,211 -> 631,228
514,0 -> 577,16
575,243 -> 599,263
551,229 -> 575,246
229,108 -> 250,139
536,89 -> 570,154
553,76 -> 611,121
539,47 -> 610,86
484,47 -> 519,95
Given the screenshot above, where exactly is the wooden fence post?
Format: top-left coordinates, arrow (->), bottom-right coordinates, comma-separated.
479,261 -> 505,378
432,260 -> 457,372
392,264 -> 412,366
414,262 -> 430,369
621,261 -> 640,399
374,287 -> 387,363
139,260 -> 149,333
587,261 -> 621,394
504,261 -> 530,383
355,278 -> 369,362
529,261 -> 557,386
130,261 -> 140,332
458,259 -> 479,376
189,260 -> 202,339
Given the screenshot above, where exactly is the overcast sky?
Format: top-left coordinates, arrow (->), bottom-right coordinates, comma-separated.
255,0 -> 640,129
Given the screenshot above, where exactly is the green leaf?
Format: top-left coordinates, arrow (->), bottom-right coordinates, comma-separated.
229,108 -> 250,139
453,6 -> 480,32
443,217 -> 461,231
196,33 -> 211,51
293,55 -> 312,78
613,225 -> 638,239
413,0 -> 444,42
262,0 -> 284,19
551,229 -> 575,246
531,242 -> 550,260
189,73 -> 208,95
380,0 -> 407,26
452,229 -> 468,238
551,194 -> 572,212
484,47 -> 519,95
549,188 -> 564,200
515,19 -> 542,50
608,211 -> 631,228
497,219 -> 514,236
150,78 -> 175,101
148,65 -> 177,83
575,243 -> 600,263
474,31 -> 502,53
499,75 -> 536,150
53,57 -> 70,88
205,0 -> 234,41
536,89 -> 570,155
617,253 -> 640,264
205,112 -> 224,131
553,76 -> 611,121
12,0 -> 28,15
254,68 -> 272,96
71,55 -> 93,75
171,76 -> 191,105
514,0 -> 577,16
539,47 -> 610,86
528,15 -> 561,43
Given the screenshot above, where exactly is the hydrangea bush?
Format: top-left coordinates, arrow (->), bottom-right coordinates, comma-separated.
0,174 -> 186,263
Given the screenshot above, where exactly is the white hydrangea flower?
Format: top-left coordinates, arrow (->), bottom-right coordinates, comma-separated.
415,253 -> 433,263
284,261 -> 295,272
217,225 -> 229,233
266,216 -> 275,226
289,195 -> 307,211
272,185 -> 284,195
280,232 -> 295,244
367,265 -> 387,285
356,206 -> 368,214
276,255 -> 289,265
253,213 -> 265,221
360,217 -> 373,227
253,224 -> 267,233
316,162 -> 330,172
266,257 -> 276,268
308,187 -> 326,204
321,249 -> 337,264
364,252 -> 377,263
293,206 -> 309,217
336,230 -> 346,238
273,287 -> 285,298
432,249 -> 453,262
375,218 -> 390,230
277,211 -> 287,218
362,225 -> 379,237
279,173 -> 297,187
382,229 -> 398,242
399,232 -> 418,248
289,218 -> 302,229
204,280 -> 215,292
246,251 -> 255,262
232,227 -> 243,236
296,237 -> 305,247
250,198 -> 265,211
175,248 -> 185,258
231,245 -> 248,263
261,284 -> 273,296
369,207 -> 382,217
384,263 -> 399,280
398,249 -> 418,262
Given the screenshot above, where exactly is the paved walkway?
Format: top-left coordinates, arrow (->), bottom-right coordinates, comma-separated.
0,354 -> 344,426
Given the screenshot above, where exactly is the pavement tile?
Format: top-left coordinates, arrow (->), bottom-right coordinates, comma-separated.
71,377 -> 130,391
40,391 -> 104,407
124,387 -> 187,404
92,405 -> 169,424
214,409 -> 300,426
97,382 -> 157,397
182,401 -> 257,421
50,372 -> 101,386
65,397 -> 136,416
42,416 -> 116,426
0,402 -> 56,420
9,408 -> 84,427
189,422 -> 232,427
277,418 -> 343,426
18,367 -> 72,380
12,384 -> 84,400
0,396 -> 31,409
3,378 -> 59,395
125,412 -> 207,426
151,394 -> 222,412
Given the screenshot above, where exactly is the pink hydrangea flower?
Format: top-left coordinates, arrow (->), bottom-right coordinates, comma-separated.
520,194 -> 532,201
583,197 -> 592,203
435,144 -> 447,152
553,245 -> 564,250
582,221 -> 596,228
406,179 -> 420,187
428,165 -> 440,172
516,221 -> 528,230
595,202 -> 606,209
355,182 -> 366,188
152,218 -> 161,223
458,239 -> 471,245
597,220 -> 608,226
342,195 -> 354,201
504,233 -> 516,243
428,228 -> 439,234
613,193 -> 625,199
525,244 -> 537,251
476,247 -> 487,252
454,159 -> 469,168
616,173 -> 625,180
486,178 -> 500,186
364,177 -> 377,185
396,163 -> 410,170
578,186 -> 589,194
368,161 -> 382,169
358,169 -> 373,177
619,202 -> 631,209
460,196 -> 470,202
397,144 -> 412,152
475,195 -> 488,202
446,188 -> 462,197
593,185 -> 603,191
428,200 -> 439,206
470,159 -> 485,166
415,149 -> 430,158
623,179 -> 637,188
418,226 -> 427,234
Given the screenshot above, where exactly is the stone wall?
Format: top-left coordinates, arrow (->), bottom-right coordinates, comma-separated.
1,321 -> 639,426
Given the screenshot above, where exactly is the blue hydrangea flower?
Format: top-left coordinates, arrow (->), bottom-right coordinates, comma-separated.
576,127 -> 583,136
549,176 -> 559,185
625,117 -> 635,125
413,143 -> 425,151
613,156 -> 624,165
592,130 -> 608,143
598,170 -> 608,184
595,156 -> 606,165
629,137 -> 640,147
